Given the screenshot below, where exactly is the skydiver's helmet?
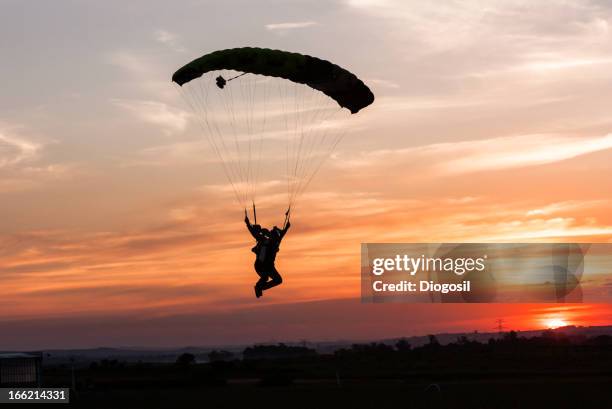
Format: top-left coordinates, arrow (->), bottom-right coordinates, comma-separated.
260,228 -> 270,239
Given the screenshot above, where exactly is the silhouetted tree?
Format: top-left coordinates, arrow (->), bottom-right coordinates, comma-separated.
456,335 -> 470,345
395,338 -> 411,351
504,330 -> 519,343
176,353 -> 196,366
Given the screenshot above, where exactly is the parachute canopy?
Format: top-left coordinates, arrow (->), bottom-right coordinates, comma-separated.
172,47 -> 374,114
173,48 -> 374,219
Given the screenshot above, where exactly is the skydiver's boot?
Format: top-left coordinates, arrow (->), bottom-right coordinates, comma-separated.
255,284 -> 263,298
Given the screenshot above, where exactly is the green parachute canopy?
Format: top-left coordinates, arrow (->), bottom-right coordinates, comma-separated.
172,47 -> 374,114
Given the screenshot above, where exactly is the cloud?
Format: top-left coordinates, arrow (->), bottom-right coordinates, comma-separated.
0,124 -> 80,192
367,78 -> 400,89
106,51 -> 177,101
341,133 -> 612,175
107,51 -> 150,77
121,140 -> 208,168
0,131 -> 40,167
112,99 -> 190,135
345,0 -> 612,85
265,21 -> 318,31
437,133 -> 612,174
154,29 -> 186,52
525,200 -> 606,217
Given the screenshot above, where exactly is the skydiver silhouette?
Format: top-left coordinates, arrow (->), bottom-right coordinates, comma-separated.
245,206 -> 291,298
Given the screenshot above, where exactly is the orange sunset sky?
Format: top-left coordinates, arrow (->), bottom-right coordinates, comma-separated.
1,0 -> 612,349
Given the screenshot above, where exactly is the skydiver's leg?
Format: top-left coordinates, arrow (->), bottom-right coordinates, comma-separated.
260,266 -> 282,291
256,274 -> 268,288
254,263 -> 267,298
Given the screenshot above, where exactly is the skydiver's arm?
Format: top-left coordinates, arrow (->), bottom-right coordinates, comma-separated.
281,206 -> 291,233
245,210 -> 260,239
280,220 -> 290,239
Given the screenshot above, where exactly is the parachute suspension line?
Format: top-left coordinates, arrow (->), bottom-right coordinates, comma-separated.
288,92 -> 336,205
297,132 -> 346,204
247,75 -> 257,204
290,81 -> 303,207
286,81 -> 298,209
201,77 -> 249,207
249,74 -> 262,204
278,80 -> 291,209
297,103 -> 342,188
288,80 -> 322,207
288,95 -> 342,206
216,72 -> 245,204
179,84 -> 242,206
195,78 -> 246,207
287,83 -> 314,206
197,79 -> 246,207
230,72 -> 248,205
252,77 -> 269,204
244,72 -> 261,205
191,80 -> 232,185
235,73 -> 252,206
290,81 -> 305,206
238,73 -> 254,205
293,117 -> 347,207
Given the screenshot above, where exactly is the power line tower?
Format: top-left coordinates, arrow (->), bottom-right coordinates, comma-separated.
495,318 -> 506,334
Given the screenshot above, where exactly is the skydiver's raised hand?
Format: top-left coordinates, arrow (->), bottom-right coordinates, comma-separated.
244,209 -> 250,224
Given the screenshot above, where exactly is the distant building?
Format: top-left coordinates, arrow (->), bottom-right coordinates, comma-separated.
0,353 -> 42,387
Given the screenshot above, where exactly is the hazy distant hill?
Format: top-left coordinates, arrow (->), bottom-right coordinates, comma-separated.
6,325 -> 610,365
378,325 -> 612,348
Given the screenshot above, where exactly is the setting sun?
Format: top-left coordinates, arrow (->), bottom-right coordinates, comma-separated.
544,318 -> 569,329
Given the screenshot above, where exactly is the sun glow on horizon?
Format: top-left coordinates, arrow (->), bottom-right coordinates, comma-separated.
543,318 -> 569,329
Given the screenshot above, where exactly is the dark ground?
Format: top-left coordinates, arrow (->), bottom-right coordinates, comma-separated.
66,377 -> 611,409
39,332 -> 612,408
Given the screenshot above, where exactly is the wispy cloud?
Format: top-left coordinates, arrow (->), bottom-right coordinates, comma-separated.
367,78 -> 400,89
0,125 -> 80,192
107,50 -> 150,76
154,29 -> 186,52
265,21 -> 318,31
106,50 -> 177,101
0,131 -> 40,168
341,133 -> 612,175
525,200 -> 606,217
112,99 -> 190,135
437,133 -> 612,174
